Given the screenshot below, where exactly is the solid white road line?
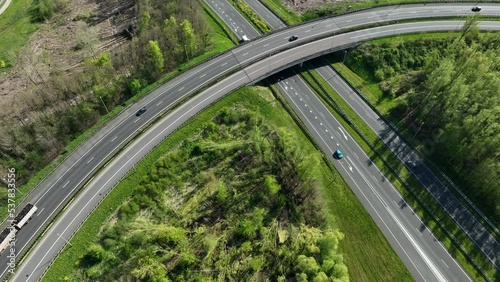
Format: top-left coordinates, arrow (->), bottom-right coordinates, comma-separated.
387,207 -> 447,282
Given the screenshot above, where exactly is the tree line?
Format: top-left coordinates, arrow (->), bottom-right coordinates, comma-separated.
0,0 -> 213,197
346,20 -> 500,223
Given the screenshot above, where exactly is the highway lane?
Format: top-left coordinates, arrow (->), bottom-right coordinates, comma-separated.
0,3 -> 497,279
232,2 -> 458,279
8,20 -> 500,282
243,0 -> 286,29
204,0 -> 260,40
274,69 -> 469,281
242,0 -> 498,277
309,59 -> 500,269
11,67 -> 254,282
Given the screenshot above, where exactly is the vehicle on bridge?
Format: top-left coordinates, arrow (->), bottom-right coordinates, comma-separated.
136,106 -> 147,116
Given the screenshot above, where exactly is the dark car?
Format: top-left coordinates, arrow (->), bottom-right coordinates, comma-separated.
471,6 -> 481,12
289,35 -> 298,42
136,106 -> 147,116
406,160 -> 417,168
334,149 -> 343,159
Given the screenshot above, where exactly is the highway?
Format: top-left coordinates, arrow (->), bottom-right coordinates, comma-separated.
0,3 -> 498,281
7,20 -> 500,282
275,68 -> 467,281
204,0 -> 260,40
243,0 -> 286,29
309,58 -> 500,266
214,0 -> 496,279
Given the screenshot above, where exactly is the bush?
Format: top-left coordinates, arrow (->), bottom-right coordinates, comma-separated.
31,0 -> 65,21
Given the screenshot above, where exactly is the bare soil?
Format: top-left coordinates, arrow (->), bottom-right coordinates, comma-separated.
282,0 -> 341,14
0,0 -> 134,121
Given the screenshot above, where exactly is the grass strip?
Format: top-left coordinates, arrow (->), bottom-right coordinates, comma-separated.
227,0 -> 270,33
298,64 -> 496,281
0,0 -> 39,68
259,0 -> 302,25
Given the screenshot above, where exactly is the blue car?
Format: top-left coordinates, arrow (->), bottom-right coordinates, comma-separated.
334,149 -> 343,159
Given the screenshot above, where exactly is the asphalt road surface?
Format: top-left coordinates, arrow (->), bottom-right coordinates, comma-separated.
309,58 -> 500,268
204,0 -> 260,40
274,68 -> 466,281
243,0 -> 286,29
1,3 -> 499,281
239,0 -> 499,277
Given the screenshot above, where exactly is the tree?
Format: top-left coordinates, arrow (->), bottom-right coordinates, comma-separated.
129,79 -> 143,95
180,19 -> 195,61
460,15 -> 479,41
130,257 -> 170,282
264,175 -> 281,195
148,40 -> 165,75
75,22 -> 100,59
296,255 -> 320,275
139,11 -> 151,34
33,0 -> 55,21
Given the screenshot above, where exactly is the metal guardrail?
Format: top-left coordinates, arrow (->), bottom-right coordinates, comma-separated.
4,2 -> 499,234
331,58 -> 500,238
2,3 -> 499,279
311,65 -> 496,281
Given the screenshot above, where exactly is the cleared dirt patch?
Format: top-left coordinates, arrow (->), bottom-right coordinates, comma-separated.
283,0 -> 341,14
0,0 -> 134,121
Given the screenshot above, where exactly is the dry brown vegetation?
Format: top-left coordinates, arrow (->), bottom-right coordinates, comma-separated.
0,0 -> 212,186
283,0 -> 336,14
0,0 -> 134,121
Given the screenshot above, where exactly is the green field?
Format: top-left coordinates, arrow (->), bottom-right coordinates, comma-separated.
0,0 -> 39,67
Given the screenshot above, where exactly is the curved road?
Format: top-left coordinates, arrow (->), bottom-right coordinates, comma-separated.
239,0 -> 500,272
0,0 -> 12,15
231,0 -> 499,279
0,3 -> 499,281
8,20 -> 500,282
